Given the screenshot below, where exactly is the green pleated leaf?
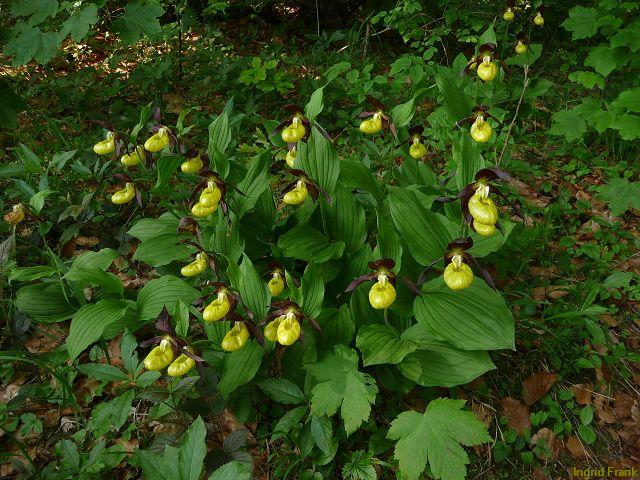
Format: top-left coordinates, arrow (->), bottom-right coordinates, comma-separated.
66,299 -> 130,361
391,97 -> 415,129
436,70 -> 473,122
468,221 -> 515,258
128,213 -> 179,241
258,378 -> 306,404
388,186 -> 451,265
305,85 -> 325,122
339,159 -> 382,201
153,155 -> 183,193
15,283 -> 76,323
179,417 -> 207,480
278,226 -> 345,263
137,275 -> 199,323
299,131 -> 340,195
375,211 -> 403,271
413,278 -> 514,351
320,184 -> 367,253
317,305 -> 355,348
8,265 -> 56,282
397,339 -> 496,387
218,342 -> 264,397
65,268 -> 123,294
132,234 -> 194,267
300,262 -> 324,318
356,324 -> 417,366
454,135 -> 484,191
70,248 -> 119,271
237,254 -> 269,320
234,152 -> 270,218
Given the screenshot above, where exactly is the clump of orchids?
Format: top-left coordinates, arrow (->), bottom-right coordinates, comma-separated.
280,169 -> 328,207
262,301 -> 320,346
346,259 -> 397,310
464,44 -> 507,83
140,308 -> 203,377
416,238 -> 495,291
358,96 -> 397,136
456,105 -> 502,144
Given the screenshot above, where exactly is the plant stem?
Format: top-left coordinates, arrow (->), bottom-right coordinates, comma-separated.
496,65 -> 530,167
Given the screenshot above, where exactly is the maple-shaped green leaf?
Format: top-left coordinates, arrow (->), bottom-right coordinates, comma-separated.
305,345 -> 378,435
4,26 -> 60,65
611,87 -> 640,113
561,7 -> 620,40
60,5 -> 99,41
612,114 -> 640,140
548,109 -> 587,142
11,0 -> 58,25
598,177 -> 640,216
568,71 -> 604,89
387,398 -> 490,480
584,46 -> 628,77
610,28 -> 640,52
113,0 -> 165,44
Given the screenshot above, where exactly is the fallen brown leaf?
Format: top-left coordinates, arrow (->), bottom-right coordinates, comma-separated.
571,383 -> 593,405
565,435 -> 587,460
501,397 -> 531,434
522,371 -> 557,405
531,427 -> 558,459
614,392 -> 636,419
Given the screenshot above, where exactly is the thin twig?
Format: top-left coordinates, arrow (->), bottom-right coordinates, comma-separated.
362,23 -> 371,62
315,0 -> 320,37
496,65 -> 530,167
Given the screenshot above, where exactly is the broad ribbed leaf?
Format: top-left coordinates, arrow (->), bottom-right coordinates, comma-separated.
278,226 -> 344,263
436,70 -> 473,122
356,324 -> 417,366
15,283 -> 76,323
258,378 -> 306,404
137,276 -> 199,323
388,187 -> 451,265
320,185 -> 367,253
65,268 -> 123,294
299,131 -> 340,195
218,342 -> 264,396
234,152 -> 270,217
70,248 -> 119,271
179,417 -> 207,480
413,278 -> 514,351
128,213 -> 178,240
317,305 -> 355,347
237,254 -> 269,319
300,262 -> 324,318
67,299 -> 130,361
132,234 -> 194,267
153,155 -> 182,193
397,340 -> 495,387
305,86 -> 325,121
454,135 -> 484,191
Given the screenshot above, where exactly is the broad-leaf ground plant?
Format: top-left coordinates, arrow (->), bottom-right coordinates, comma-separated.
2,1 -> 639,479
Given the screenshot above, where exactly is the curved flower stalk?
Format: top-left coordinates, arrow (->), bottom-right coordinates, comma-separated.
261,300 -> 320,346
280,169 -> 329,206
455,105 -> 502,144
346,259 -> 397,310
358,96 -> 397,137
140,308 -> 203,377
463,44 -> 508,82
416,238 -> 495,291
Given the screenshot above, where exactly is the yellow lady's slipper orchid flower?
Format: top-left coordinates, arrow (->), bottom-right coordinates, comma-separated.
534,12 -> 544,26
144,127 -> 169,152
167,347 -> 196,377
4,204 -> 25,225
191,202 -> 218,218
94,132 -> 116,155
181,252 -> 208,277
281,117 -> 306,143
443,254 -> 474,291
111,183 -> 136,205
120,146 -> 145,166
277,312 -> 301,346
503,8 -> 514,21
368,273 -> 396,309
285,147 -> 297,168
515,41 -> 528,55
181,154 -> 203,173
203,290 -> 231,322
268,271 -> 285,296
283,180 -> 308,205
409,138 -> 428,159
143,338 -> 174,371
359,113 -> 383,134
468,186 -> 498,225
221,322 -> 250,351
199,180 -> 222,207
473,220 -> 497,237
470,116 -> 493,143
476,57 -> 498,82
264,317 -> 282,342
